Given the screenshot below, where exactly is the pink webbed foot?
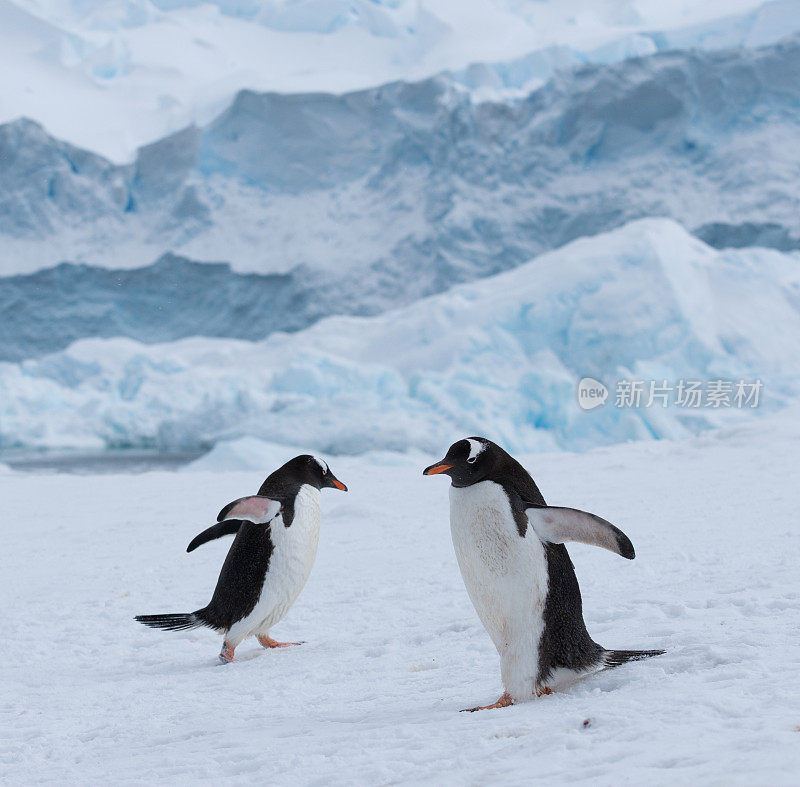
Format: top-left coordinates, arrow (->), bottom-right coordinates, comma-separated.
257,635 -> 302,649
460,686 -> 553,712
461,692 -> 514,712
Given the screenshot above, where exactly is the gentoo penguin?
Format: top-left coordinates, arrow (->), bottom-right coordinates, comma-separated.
136,455 -> 347,662
424,437 -> 662,711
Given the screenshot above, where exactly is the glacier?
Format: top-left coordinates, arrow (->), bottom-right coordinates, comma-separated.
0,255 -> 307,362
1,0 -> 785,161
2,219 -> 798,455
3,34 -> 800,363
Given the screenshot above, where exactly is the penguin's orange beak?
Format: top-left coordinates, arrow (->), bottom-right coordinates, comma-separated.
331,477 -> 348,491
423,463 -> 452,475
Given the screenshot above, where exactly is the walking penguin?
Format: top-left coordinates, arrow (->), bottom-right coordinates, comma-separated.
136,455 -> 347,662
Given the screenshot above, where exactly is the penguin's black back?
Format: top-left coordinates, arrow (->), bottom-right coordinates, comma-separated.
482,446 -> 604,684
194,457 -> 327,629
196,521 -> 274,631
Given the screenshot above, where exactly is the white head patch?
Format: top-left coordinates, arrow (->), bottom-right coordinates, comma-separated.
314,457 -> 328,474
466,438 -> 486,462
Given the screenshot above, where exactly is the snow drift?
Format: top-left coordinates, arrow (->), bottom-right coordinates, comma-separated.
2,219 -> 798,454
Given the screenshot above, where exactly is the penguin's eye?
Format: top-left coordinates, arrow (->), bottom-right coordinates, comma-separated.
467,456 -> 477,464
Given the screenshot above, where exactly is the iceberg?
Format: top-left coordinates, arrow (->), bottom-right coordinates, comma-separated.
1,219 -> 798,455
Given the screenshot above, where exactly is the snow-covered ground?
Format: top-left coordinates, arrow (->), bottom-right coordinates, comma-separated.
3,0 -> 790,160
3,410 -> 799,783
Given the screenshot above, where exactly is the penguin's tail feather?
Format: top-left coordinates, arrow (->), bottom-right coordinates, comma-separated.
134,611 -> 205,632
603,648 -> 665,668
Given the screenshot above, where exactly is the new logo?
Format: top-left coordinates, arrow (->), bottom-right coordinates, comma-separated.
577,377 -> 608,410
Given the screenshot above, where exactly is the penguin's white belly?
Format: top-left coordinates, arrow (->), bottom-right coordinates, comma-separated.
231,485 -> 321,640
449,481 -> 549,701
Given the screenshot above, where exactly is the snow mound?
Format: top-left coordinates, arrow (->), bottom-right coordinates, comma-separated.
186,437 -> 313,473
186,436 -> 428,472
2,219 -> 799,455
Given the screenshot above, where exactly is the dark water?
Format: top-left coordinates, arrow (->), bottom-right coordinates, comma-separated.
1,449 -> 206,474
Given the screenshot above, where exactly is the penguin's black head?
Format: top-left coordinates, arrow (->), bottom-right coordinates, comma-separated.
423,437 -> 496,487
270,455 -> 348,492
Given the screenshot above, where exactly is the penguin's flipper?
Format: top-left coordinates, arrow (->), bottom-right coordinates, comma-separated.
188,496 -> 281,552
216,495 -> 281,525
186,520 -> 242,552
524,504 -> 635,559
